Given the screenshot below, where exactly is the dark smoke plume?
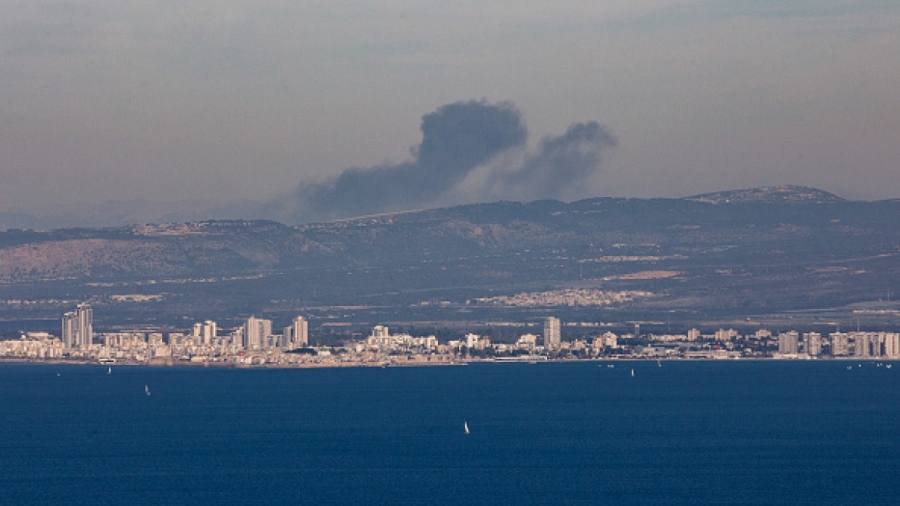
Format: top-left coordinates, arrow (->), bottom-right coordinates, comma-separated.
278,100 -> 526,222
269,100 -> 616,223
484,121 -> 617,201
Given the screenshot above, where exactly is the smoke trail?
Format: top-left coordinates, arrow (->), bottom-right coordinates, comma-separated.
483,121 -> 617,201
269,100 -> 616,223
280,100 -> 526,222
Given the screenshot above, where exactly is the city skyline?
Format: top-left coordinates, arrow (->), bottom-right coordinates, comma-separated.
4,303 -> 899,367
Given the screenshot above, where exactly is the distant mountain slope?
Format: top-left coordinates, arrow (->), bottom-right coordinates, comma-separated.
0,187 -> 898,326
686,185 -> 844,204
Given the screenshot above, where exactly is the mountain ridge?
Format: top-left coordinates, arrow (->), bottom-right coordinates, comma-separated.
1,186 -> 898,329
0,185 -> 882,232
686,185 -> 844,205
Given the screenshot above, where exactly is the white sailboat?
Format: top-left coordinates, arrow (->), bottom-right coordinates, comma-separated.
107,367 -> 112,375
464,421 -> 470,435
630,368 -> 634,377
144,384 -> 151,396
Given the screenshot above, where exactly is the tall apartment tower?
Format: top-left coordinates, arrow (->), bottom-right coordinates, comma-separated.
778,331 -> 799,355
76,303 -> 93,350
292,316 -> 309,348
544,317 -> 561,351
803,332 -> 822,357
62,312 -> 77,349
831,332 -> 850,356
62,304 -> 93,350
243,316 -> 272,350
203,320 -> 217,345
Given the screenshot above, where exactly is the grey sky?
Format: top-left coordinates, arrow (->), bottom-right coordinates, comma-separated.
2,1 -> 899,221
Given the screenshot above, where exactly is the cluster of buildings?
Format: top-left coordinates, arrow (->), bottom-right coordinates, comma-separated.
1,305 -> 899,366
775,330 -> 900,358
0,305 -> 312,366
472,289 -> 652,307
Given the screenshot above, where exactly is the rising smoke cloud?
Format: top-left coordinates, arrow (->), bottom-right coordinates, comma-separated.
271,100 -> 616,223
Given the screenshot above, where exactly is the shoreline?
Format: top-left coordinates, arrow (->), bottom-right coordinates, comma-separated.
2,356 -> 895,370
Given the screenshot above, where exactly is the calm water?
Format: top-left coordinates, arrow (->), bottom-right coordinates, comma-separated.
1,361 -> 898,505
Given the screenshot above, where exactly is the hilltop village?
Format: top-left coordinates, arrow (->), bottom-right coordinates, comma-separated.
1,304 -> 898,367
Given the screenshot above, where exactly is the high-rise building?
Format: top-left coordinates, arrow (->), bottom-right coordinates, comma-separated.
884,333 -> 899,358
830,332 -> 849,356
778,331 -> 798,355
62,304 -> 93,351
282,326 -> 293,348
76,303 -> 93,351
244,316 -> 272,350
855,332 -> 872,357
62,312 -> 77,349
203,320 -> 216,345
803,332 -> 821,356
687,328 -> 701,342
292,316 -> 308,348
544,317 -> 561,351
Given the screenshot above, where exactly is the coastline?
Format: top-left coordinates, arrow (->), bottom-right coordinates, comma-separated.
2,355 -> 893,370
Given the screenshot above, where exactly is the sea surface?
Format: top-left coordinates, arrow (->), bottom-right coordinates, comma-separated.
2,360 -> 899,505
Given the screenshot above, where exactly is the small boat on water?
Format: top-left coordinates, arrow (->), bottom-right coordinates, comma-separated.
107,367 -> 112,375
145,384 -> 151,396
464,421 -> 470,435
631,368 -> 635,377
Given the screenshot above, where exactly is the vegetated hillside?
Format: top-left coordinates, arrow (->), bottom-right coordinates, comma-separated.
1,186 -> 898,326
0,221 -> 336,282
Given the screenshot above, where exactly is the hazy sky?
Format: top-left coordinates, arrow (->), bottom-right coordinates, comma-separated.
2,1 -> 899,220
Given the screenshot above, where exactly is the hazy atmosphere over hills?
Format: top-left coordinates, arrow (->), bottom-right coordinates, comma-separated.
3,3 -> 900,229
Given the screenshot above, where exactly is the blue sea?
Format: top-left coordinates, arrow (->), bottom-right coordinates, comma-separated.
2,361 -> 899,505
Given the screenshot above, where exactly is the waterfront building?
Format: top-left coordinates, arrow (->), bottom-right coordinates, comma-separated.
855,332 -> 872,357
803,332 -> 822,357
203,321 -> 216,345
367,325 -> 391,349
516,333 -> 538,352
778,331 -> 798,355
601,332 -> 618,348
282,326 -> 292,348
61,304 -> 93,351
831,332 -> 849,356
544,317 -> 561,351
62,312 -> 76,349
244,316 -> 272,350
885,333 -> 900,358
292,316 -> 309,348
76,304 -> 93,351
715,329 -> 739,341
591,336 -> 605,355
